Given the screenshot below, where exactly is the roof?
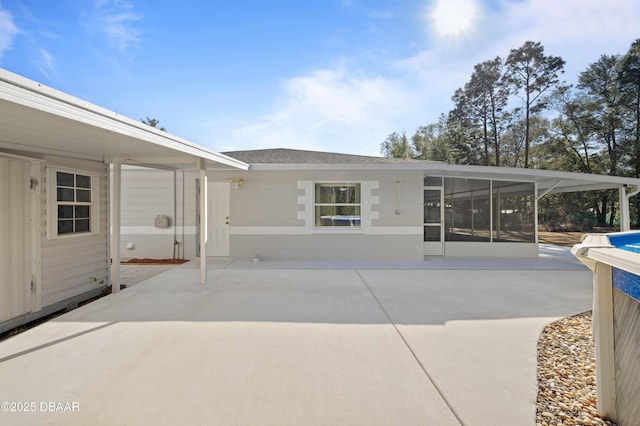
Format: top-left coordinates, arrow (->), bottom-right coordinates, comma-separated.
0,69 -> 248,170
222,148 -> 640,195
222,148 -> 433,164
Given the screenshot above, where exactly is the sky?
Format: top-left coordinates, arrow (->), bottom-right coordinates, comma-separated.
0,0 -> 639,156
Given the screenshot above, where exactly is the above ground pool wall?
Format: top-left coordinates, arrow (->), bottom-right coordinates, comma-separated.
573,232 -> 640,425
611,268 -> 640,425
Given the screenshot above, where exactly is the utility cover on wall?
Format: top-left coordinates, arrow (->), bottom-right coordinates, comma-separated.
154,214 -> 170,228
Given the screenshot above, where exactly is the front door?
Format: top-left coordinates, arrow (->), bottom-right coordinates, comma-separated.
0,156 -> 33,322
206,181 -> 230,256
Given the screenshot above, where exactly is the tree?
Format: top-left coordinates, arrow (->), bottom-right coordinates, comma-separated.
619,39 -> 640,177
380,132 -> 413,158
411,116 -> 455,163
618,39 -> 640,225
547,86 -> 598,173
447,96 -> 486,165
505,41 -> 565,168
141,116 -> 167,131
451,57 -> 508,166
578,54 -> 625,176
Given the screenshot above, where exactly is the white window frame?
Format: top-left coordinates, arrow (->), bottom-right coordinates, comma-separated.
47,167 -> 99,239
313,182 -> 362,232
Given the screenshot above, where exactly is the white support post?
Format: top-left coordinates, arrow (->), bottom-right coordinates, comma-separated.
198,158 -> 208,286
111,159 -> 122,293
619,186 -> 630,232
593,262 -> 617,421
534,182 -> 539,243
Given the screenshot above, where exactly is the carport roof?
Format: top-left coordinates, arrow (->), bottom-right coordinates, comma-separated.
224,148 -> 640,195
0,69 -> 248,170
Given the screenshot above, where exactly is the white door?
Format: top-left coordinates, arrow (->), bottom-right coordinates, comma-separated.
206,181 -> 230,256
0,157 -> 33,322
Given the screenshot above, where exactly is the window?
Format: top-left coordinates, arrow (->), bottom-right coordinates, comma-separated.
314,183 -> 361,227
48,168 -> 98,238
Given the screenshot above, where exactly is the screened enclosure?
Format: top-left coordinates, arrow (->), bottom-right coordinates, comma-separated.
443,178 -> 535,243
424,176 -> 536,246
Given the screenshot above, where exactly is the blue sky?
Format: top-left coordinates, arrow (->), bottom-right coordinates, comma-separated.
1,0 -> 639,156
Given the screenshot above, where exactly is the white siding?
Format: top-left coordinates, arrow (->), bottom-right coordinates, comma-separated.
119,167 -> 543,261
40,156 -> 109,307
119,168 -> 427,261
444,242 -> 538,257
231,234 -> 423,261
209,169 -> 424,261
119,167 -> 196,259
0,156 -> 33,321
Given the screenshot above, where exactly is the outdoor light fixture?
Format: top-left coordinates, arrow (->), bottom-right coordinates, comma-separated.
230,177 -> 244,189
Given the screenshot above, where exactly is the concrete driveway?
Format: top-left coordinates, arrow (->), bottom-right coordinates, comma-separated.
0,248 -> 592,426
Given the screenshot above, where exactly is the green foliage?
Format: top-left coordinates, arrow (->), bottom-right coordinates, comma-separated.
141,117 -> 167,131
381,116 -> 456,163
504,41 -> 566,168
380,132 -> 412,158
450,57 -> 508,166
381,38 -> 640,230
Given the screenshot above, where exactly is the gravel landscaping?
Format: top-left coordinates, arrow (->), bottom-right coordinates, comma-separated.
536,311 -> 617,426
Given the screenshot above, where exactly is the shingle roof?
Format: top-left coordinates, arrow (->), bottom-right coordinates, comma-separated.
222,148 -> 434,164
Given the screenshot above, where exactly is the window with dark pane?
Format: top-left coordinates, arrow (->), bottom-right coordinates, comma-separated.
55,171 -> 93,235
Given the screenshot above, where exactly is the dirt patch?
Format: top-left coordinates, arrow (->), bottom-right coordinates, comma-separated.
121,258 -> 189,265
537,231 -> 585,247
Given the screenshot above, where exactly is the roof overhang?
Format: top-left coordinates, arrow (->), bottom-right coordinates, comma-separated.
0,69 -> 248,171
247,162 -> 640,195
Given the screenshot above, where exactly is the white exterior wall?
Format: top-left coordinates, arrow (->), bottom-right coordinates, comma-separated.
119,167 -> 540,261
40,155 -> 109,307
1,150 -> 109,329
444,242 -> 538,257
119,167 -> 197,259
0,156 -> 34,322
210,169 -> 425,261
120,168 -> 425,261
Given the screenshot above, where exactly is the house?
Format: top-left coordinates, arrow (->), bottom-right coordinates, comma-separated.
119,148 -> 640,262
0,69 -> 248,332
3,66 -> 640,333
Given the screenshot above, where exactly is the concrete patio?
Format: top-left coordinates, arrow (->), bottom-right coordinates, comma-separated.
0,246 -> 592,425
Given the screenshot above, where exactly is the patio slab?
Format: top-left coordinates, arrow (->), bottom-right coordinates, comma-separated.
0,249 -> 592,426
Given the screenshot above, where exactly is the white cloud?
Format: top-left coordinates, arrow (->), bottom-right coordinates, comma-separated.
0,9 -> 19,60
480,0 -> 640,77
400,0 -> 640,121
37,49 -> 56,78
228,66 -> 422,156
218,0 -> 640,157
498,0 -> 638,44
88,0 -> 142,51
